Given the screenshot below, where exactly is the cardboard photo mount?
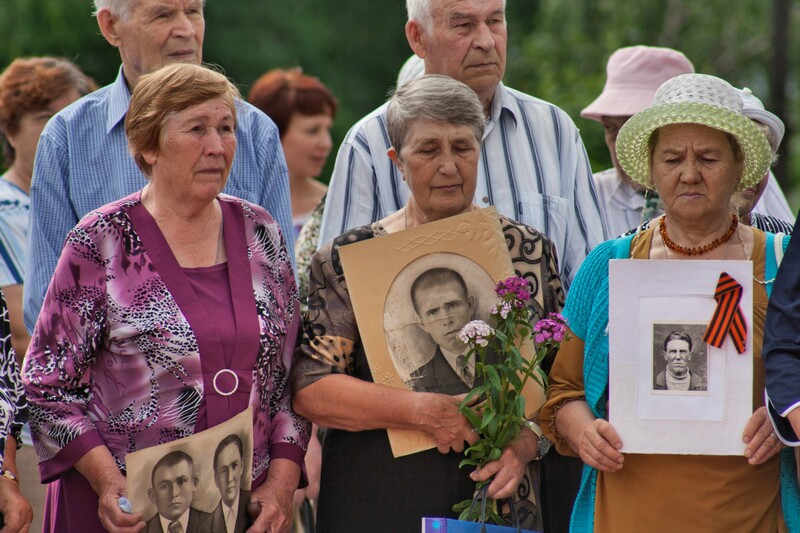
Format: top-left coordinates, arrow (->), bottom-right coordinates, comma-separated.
608,259 -> 754,455
339,207 -> 546,457
125,407 -> 254,523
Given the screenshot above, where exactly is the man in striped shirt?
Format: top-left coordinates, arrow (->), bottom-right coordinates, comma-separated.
318,0 -> 608,289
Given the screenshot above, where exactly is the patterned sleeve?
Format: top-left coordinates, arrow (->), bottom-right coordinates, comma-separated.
503,219 -> 566,375
534,227 -> 565,318
0,289 -> 27,469
22,223 -> 108,473
294,197 -> 325,311
291,228 -> 374,393
503,218 -> 566,319
241,202 -> 308,471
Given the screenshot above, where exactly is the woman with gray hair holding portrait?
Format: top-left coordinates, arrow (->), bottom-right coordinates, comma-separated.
541,73 -> 800,532
291,75 -> 564,532
23,63 -> 307,533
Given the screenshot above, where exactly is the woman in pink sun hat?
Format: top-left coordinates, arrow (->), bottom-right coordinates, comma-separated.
582,45 -> 793,237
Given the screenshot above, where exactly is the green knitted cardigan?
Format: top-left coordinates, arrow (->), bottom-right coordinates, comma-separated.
564,231 -> 799,533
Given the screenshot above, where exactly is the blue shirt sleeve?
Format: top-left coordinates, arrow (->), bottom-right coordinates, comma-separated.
25,117 -> 79,333
232,102 -> 295,262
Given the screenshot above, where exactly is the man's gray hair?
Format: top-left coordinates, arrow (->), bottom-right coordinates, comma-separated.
387,74 -> 484,154
406,0 -> 507,32
93,0 -> 131,19
93,0 -> 206,20
406,0 -> 434,32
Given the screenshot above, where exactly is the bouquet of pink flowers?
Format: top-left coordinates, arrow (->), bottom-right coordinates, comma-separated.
453,276 -> 568,524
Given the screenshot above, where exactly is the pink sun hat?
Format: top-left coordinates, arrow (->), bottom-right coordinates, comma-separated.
581,45 -> 695,122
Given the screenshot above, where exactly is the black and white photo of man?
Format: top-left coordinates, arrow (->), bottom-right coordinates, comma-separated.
209,434 -> 250,533
405,267 -> 476,394
654,330 -> 707,392
146,451 -> 211,533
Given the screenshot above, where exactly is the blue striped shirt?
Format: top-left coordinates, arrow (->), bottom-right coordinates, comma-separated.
0,177 -> 29,287
319,83 -> 608,289
24,67 -> 293,332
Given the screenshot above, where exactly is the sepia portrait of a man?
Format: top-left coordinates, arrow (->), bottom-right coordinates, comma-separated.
405,267 -> 476,394
146,450 -> 211,533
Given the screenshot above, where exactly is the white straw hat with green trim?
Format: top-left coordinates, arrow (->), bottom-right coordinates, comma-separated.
616,73 -> 772,191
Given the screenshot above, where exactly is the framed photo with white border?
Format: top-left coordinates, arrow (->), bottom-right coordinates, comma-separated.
608,259 -> 753,455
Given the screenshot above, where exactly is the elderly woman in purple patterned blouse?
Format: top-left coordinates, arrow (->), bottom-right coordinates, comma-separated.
22,63 -> 307,533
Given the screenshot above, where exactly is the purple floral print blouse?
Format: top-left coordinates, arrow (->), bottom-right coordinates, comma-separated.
23,192 -> 309,484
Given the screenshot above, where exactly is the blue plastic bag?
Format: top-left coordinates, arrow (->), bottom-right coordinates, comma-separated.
421,517 -> 539,533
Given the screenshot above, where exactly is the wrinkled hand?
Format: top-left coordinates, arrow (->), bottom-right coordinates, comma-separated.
0,476 -> 33,533
579,418 -> 623,472
416,393 -> 479,454
95,471 -> 144,533
743,406 -> 783,465
247,478 -> 294,533
470,429 -> 536,499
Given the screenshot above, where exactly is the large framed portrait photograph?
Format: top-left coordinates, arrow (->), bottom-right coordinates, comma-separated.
608,260 -> 753,455
125,408 -> 254,532
338,207 -> 546,457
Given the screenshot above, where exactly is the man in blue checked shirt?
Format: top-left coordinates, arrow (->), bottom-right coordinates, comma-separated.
23,0 -> 294,332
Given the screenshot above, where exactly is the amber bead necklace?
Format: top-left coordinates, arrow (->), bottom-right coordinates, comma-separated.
659,213 -> 739,257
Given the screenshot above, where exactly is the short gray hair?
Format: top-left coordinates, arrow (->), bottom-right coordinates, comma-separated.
387,74 -> 484,154
93,0 -> 207,21
406,0 -> 434,32
406,0 -> 507,32
93,0 -> 133,19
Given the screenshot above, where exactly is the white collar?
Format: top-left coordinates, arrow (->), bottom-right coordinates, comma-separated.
222,492 -> 240,533
159,508 -> 190,533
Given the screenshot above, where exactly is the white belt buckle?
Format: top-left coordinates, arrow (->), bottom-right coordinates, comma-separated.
213,368 -> 239,396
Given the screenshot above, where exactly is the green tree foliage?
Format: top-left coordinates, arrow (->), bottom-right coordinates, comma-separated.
0,0 -> 118,84
202,0 -> 409,155
1,0 -> 798,204
504,0 -> 800,204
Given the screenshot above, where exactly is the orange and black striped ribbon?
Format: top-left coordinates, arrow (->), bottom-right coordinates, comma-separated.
703,272 -> 747,354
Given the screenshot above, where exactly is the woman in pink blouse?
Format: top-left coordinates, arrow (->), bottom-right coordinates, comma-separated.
22,63 -> 307,533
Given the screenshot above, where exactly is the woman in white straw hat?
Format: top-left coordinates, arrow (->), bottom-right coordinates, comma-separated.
540,73 -> 800,532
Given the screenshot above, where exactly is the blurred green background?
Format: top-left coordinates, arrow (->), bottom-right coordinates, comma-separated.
2,0 -> 798,211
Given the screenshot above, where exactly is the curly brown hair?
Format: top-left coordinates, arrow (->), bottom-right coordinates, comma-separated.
0,57 -> 97,165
